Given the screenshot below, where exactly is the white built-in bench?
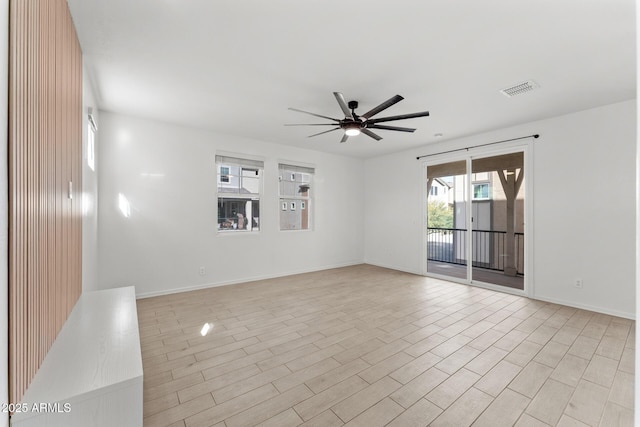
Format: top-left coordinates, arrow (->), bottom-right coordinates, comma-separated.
11,287 -> 143,427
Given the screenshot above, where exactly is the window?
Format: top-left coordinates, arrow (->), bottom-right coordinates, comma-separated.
473,183 -> 490,200
220,166 -> 230,183
430,186 -> 438,196
87,119 -> 96,171
216,155 -> 264,232
279,163 -> 314,230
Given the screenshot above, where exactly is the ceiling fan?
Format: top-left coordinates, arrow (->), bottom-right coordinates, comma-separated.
286,92 -> 430,143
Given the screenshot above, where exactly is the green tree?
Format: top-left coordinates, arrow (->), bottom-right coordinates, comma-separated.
427,201 -> 453,229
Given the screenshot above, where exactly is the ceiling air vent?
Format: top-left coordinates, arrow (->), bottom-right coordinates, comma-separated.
500,80 -> 540,97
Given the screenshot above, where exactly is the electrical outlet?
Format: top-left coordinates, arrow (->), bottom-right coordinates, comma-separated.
199,267 -> 206,276
574,279 -> 583,289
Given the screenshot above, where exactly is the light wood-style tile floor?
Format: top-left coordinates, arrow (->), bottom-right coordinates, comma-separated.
137,264 -> 635,427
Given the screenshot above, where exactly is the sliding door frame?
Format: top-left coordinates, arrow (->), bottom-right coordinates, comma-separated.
422,139 -> 534,298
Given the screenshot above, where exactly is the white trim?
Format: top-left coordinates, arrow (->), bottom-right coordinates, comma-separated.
216,229 -> 262,237
278,162 -> 316,175
532,294 -> 635,320
215,156 -> 264,169
135,261 -> 637,321
524,142 -> 534,298
421,150 -> 466,165
466,156 -> 472,281
135,261 -> 364,299
276,158 -> 316,170
215,150 -> 265,164
423,271 -> 632,318
421,163 -> 429,275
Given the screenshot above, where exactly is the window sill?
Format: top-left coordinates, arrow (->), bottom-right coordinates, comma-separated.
217,229 -> 261,236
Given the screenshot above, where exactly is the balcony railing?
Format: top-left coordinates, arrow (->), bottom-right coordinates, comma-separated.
427,227 -> 524,275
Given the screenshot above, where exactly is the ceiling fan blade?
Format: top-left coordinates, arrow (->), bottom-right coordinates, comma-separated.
288,107 -> 340,122
308,128 -> 340,138
361,95 -> 404,119
284,123 -> 336,126
361,128 -> 382,141
340,133 -> 349,143
367,111 -> 430,124
333,92 -> 354,119
368,124 -> 416,133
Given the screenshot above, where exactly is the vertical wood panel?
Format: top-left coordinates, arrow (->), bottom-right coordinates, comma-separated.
8,0 -> 83,406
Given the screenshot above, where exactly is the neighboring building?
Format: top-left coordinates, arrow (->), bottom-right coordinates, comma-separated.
452,171 -> 524,234
278,164 -> 314,231
428,177 -> 453,206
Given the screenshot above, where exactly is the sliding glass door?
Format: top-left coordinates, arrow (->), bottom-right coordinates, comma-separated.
426,151 -> 526,291
426,160 -> 467,281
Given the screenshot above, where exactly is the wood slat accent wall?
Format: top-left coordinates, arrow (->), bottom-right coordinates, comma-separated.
8,0 -> 83,405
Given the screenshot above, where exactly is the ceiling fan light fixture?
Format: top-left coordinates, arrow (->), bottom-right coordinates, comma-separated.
345,127 -> 361,136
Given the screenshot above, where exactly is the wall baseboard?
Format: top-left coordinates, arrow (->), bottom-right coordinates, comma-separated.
363,260 -> 423,276
135,260 -> 365,299
531,294 -> 635,320
136,260 -> 635,321
364,261 -> 635,320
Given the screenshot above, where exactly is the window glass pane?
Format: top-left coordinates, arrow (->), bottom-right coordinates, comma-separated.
473,183 -> 489,199
220,166 -> 229,183
87,124 -> 95,171
241,168 -> 260,195
218,166 -> 262,196
217,198 -> 260,231
217,156 -> 262,232
278,163 -> 314,230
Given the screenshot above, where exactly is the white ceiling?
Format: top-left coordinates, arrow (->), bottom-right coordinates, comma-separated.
67,0 -> 636,158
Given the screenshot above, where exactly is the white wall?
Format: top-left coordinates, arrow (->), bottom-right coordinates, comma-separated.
97,112 -> 365,297
81,67 -> 99,292
365,100 -> 636,318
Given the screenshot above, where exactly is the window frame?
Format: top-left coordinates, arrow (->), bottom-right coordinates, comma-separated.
219,166 -> 230,183
87,119 -> 96,171
472,182 -> 490,200
278,162 -> 315,231
215,154 -> 264,234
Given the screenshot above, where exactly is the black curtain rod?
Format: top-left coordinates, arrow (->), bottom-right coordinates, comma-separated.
416,134 -> 539,160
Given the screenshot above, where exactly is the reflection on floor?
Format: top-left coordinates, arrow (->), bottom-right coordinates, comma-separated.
428,260 -> 524,290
